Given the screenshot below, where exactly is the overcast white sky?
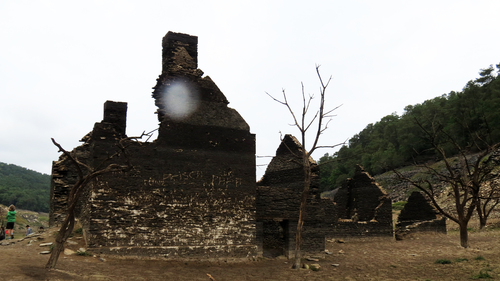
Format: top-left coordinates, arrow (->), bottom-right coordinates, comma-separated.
1,1 -> 499,179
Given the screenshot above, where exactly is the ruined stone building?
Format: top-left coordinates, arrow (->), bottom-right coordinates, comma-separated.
256,135 -> 336,257
396,191 -> 446,239
332,165 -> 393,237
50,31 -> 401,261
50,32 -> 258,259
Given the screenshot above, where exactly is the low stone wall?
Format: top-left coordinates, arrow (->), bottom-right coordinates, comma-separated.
333,220 -> 394,237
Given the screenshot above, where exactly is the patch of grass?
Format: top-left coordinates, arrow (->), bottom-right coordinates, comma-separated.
454,258 -> 468,262
74,228 -> 83,235
474,256 -> 486,261
392,201 -> 407,211
76,251 -> 92,256
472,269 -> 493,279
435,259 -> 452,264
467,227 -> 477,232
38,216 -> 49,222
14,217 -> 29,230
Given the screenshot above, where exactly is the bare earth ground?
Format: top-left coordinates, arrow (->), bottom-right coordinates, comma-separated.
1,223 -> 500,281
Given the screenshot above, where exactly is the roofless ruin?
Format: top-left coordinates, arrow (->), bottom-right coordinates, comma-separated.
51,32 -> 257,259
50,31 -> 443,260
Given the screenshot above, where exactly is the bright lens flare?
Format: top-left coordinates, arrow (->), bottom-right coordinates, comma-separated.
162,81 -> 199,120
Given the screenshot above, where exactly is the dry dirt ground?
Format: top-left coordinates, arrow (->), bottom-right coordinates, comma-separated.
1,224 -> 500,281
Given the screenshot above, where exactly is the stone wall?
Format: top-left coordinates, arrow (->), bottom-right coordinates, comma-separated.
50,32 -> 258,260
396,191 -> 446,238
332,165 -> 393,237
256,135 -> 336,257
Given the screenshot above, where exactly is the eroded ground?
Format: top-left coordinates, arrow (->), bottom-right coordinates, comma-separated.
2,225 -> 500,281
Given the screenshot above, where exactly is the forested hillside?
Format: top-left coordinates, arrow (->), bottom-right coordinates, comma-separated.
319,63 -> 500,191
0,162 -> 50,212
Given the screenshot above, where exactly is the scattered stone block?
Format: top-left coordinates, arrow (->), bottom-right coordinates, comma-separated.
310,264 -> 321,271
64,249 -> 75,255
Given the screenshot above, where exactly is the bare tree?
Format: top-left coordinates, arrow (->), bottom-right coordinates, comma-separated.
45,135 -> 142,269
267,65 -> 342,269
476,151 -> 500,229
394,120 -> 500,248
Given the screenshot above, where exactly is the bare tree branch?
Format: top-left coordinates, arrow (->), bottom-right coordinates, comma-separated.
267,65 -> 343,269
46,132 -> 150,269
395,117 -> 500,247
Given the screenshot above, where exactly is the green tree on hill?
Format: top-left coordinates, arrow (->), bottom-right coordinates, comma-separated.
319,63 -> 500,192
0,162 -> 50,212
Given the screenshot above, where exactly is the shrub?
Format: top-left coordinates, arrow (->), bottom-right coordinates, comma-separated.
474,256 -> 486,261
472,269 -> 492,279
392,201 -> 407,211
435,259 -> 452,264
76,251 -> 92,256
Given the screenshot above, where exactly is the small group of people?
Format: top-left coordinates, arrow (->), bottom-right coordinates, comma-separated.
0,204 -> 35,241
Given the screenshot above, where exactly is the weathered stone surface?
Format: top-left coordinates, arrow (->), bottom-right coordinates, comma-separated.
310,263 -> 321,271
64,248 -> 75,255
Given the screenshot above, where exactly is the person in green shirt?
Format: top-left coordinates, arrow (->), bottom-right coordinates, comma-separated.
6,205 -> 16,239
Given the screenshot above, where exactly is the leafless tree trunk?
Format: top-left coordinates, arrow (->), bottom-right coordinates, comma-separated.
394,120 -> 500,248
476,168 -> 500,229
267,65 -> 343,269
45,137 -> 135,269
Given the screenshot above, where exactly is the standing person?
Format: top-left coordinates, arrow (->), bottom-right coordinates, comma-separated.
6,205 -> 16,239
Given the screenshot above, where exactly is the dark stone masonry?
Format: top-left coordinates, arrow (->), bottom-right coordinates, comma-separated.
396,191 -> 446,239
256,135 -> 336,257
332,165 -> 393,237
50,32 -> 257,259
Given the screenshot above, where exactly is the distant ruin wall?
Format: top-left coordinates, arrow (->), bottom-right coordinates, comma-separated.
332,165 -> 393,237
396,191 -> 446,238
